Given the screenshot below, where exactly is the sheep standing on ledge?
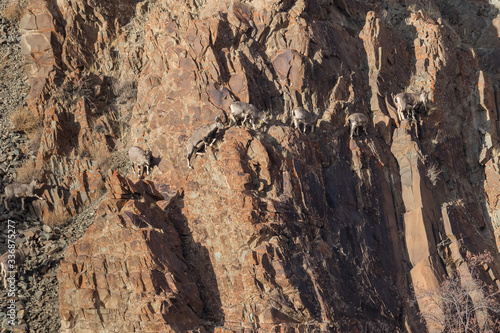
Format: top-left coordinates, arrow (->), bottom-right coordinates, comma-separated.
346,113 -> 368,138
1,179 -> 42,211
128,146 -> 152,178
291,107 -> 319,134
230,102 -> 269,130
0,248 -> 27,289
186,116 -> 224,169
392,92 -> 428,123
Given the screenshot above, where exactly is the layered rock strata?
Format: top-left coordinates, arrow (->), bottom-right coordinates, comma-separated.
15,0 -> 500,331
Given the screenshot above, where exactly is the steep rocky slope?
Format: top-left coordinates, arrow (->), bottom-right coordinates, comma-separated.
7,0 -> 500,331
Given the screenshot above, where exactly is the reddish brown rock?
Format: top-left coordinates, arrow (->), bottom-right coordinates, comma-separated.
16,0 -> 500,332
58,173 -> 203,332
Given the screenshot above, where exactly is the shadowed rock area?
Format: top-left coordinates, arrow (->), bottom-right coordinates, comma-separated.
4,0 -> 500,331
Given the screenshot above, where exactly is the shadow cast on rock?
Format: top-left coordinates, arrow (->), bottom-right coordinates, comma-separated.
165,192 -> 225,329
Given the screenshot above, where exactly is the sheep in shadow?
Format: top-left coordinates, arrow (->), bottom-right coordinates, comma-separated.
186,116 -> 225,169
392,92 -> 428,123
291,107 -> 319,134
346,113 -> 368,138
0,247 -> 28,289
1,179 -> 43,211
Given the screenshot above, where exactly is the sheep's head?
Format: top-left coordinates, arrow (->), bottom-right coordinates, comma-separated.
344,114 -> 351,126
215,115 -> 224,129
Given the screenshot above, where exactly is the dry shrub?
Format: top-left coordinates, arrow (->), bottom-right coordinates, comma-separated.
89,144 -> 112,171
113,79 -> 137,104
22,127 -> 43,155
426,162 -> 442,187
10,106 -> 41,134
44,207 -> 70,228
15,159 -> 42,183
2,0 -> 24,22
415,251 -> 500,332
109,148 -> 130,175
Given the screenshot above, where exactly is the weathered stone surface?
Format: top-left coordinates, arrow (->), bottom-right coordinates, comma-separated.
58,173 -> 204,332
478,70 -> 495,113
13,0 -> 500,331
19,0 -> 56,100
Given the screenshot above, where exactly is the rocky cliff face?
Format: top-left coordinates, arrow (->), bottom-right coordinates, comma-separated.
16,0 -> 500,331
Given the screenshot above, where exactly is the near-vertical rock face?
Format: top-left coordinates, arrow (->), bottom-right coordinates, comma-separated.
19,0 -> 500,331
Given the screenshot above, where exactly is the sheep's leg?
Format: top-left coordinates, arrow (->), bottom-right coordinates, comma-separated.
131,163 -> 136,175
207,136 -> 217,146
4,198 -> 8,211
397,106 -> 405,122
21,198 -> 25,211
139,165 -> 144,178
363,126 -> 368,136
187,152 -> 193,169
195,141 -> 206,155
242,114 -> 249,127
350,125 -> 355,138
411,107 -> 417,123
146,165 -> 150,175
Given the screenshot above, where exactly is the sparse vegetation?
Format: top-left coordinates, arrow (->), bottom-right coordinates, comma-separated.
443,198 -> 465,208
108,148 -> 131,175
113,78 -> 137,106
44,207 -> 71,228
416,251 -> 500,332
15,159 -> 42,183
426,162 -> 442,187
10,106 -> 41,134
22,127 -> 43,155
88,144 -> 112,171
110,75 -> 137,143
2,0 -> 25,22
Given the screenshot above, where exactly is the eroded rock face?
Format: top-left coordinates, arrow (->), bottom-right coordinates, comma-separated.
18,0 -> 500,331
58,172 -> 204,332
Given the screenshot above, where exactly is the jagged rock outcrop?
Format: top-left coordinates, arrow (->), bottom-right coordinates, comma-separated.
17,0 -> 500,331
58,172 -> 205,332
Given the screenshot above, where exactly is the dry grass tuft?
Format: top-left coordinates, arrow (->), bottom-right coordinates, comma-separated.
426,162 -> 442,187
2,0 -> 24,22
88,144 -> 112,171
15,159 -> 42,183
44,207 -> 71,228
22,127 -> 43,155
10,106 -> 41,134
